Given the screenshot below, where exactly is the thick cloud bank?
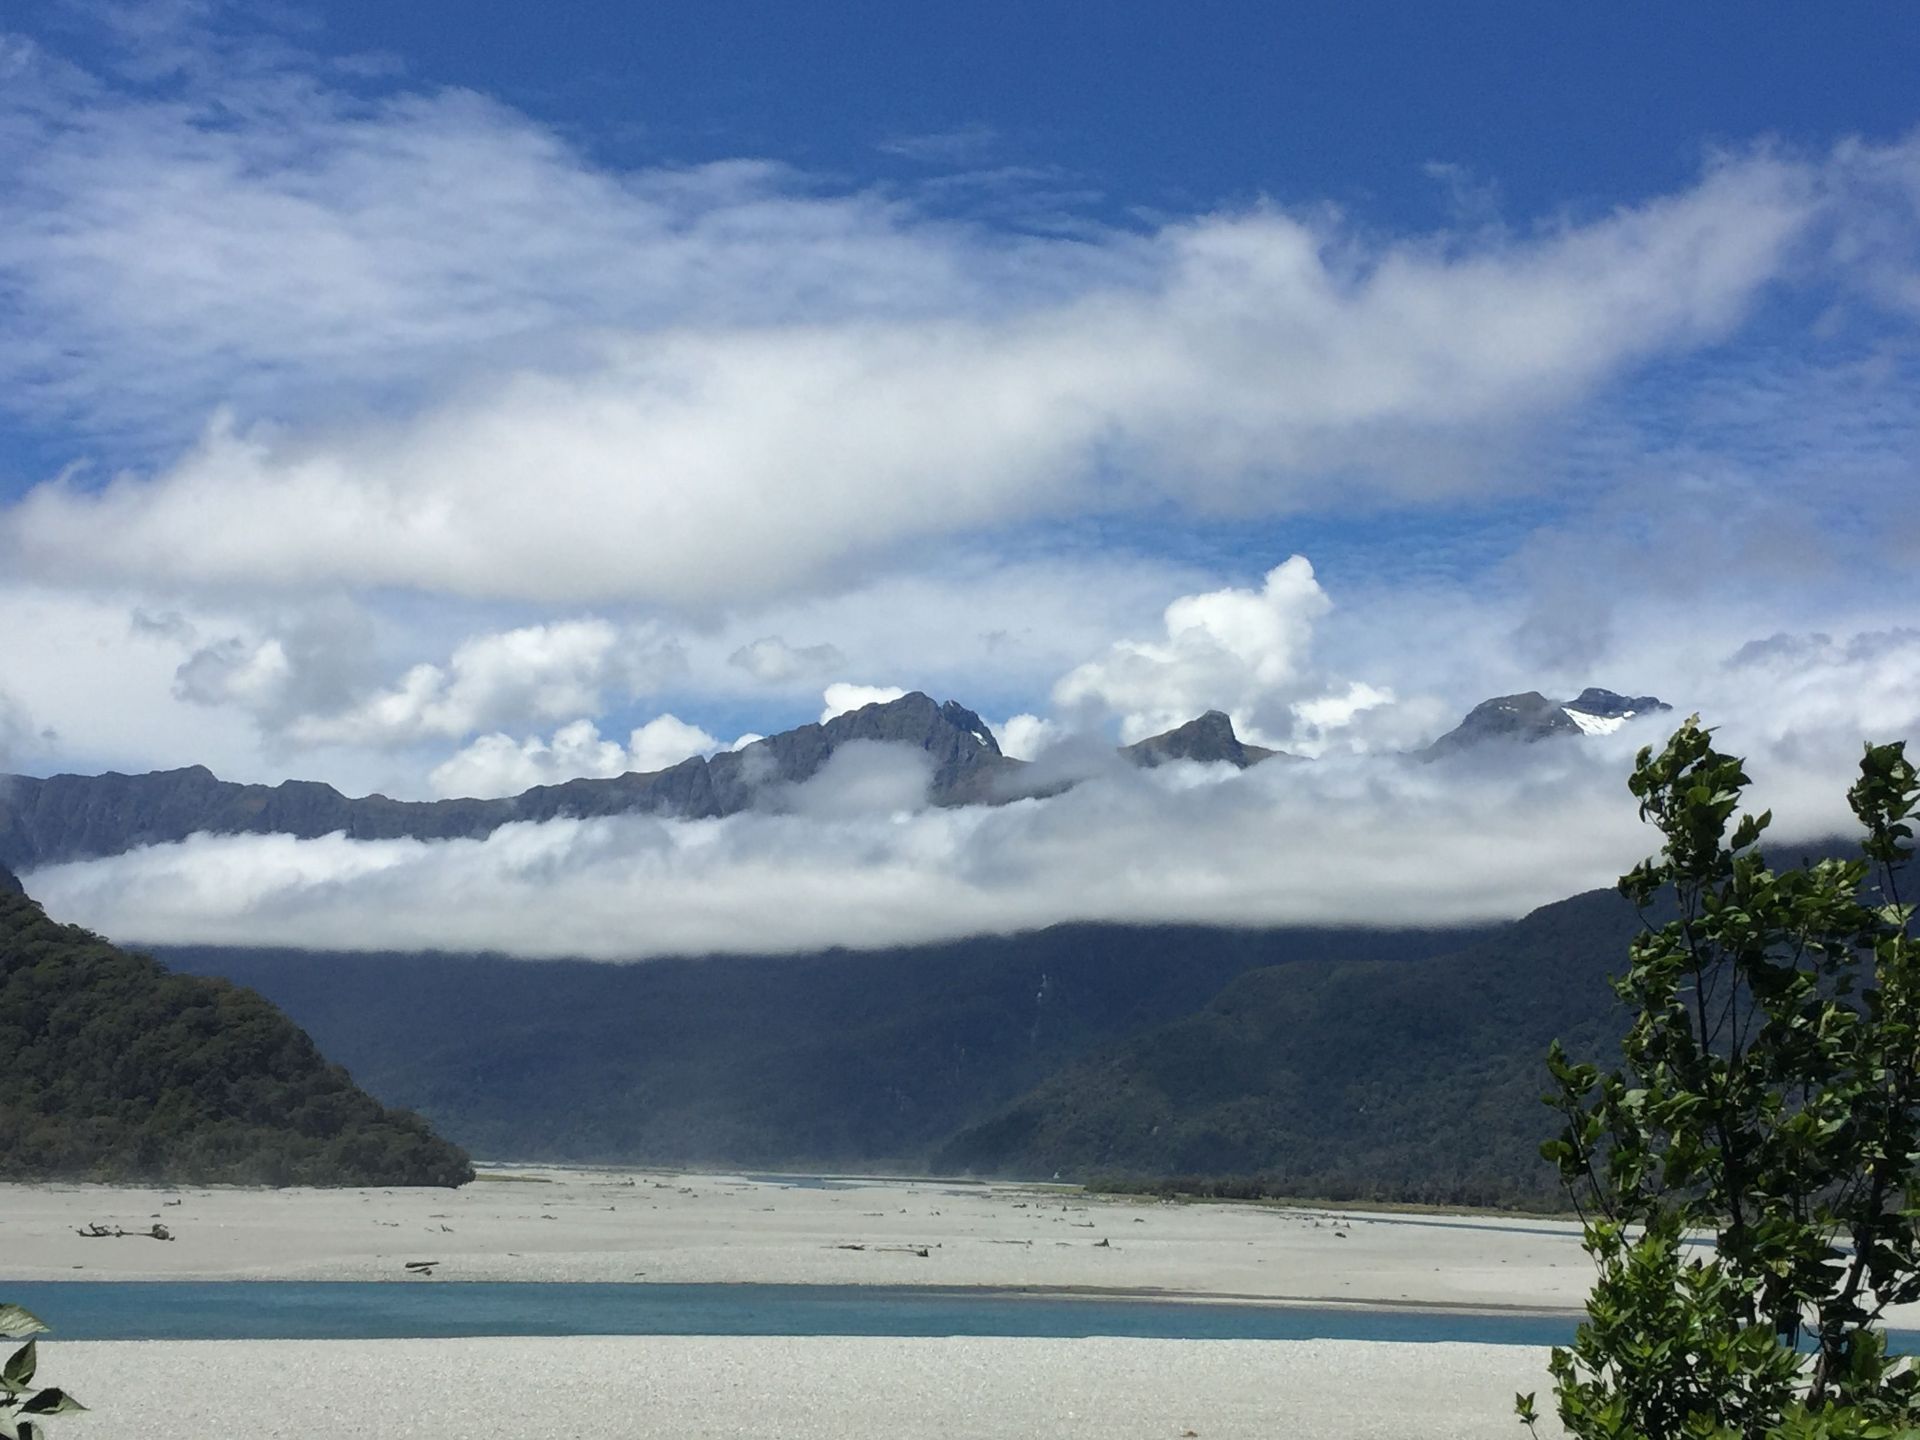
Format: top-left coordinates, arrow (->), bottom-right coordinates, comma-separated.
23,723 -> 1878,961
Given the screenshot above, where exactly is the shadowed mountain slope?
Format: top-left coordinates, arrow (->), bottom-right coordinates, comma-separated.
158,922 -> 1485,1171
932,885 -> 1648,1207
1120,711 -> 1287,769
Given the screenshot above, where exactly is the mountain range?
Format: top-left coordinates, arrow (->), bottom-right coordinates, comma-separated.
0,684 -> 1668,869
1,682 -> 1684,1202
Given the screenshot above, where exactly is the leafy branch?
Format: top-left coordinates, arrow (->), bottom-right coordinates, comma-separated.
1527,722 -> 1920,1440
0,1305 -> 85,1440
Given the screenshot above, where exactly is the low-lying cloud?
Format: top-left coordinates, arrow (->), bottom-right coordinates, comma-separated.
23,719 -> 1883,962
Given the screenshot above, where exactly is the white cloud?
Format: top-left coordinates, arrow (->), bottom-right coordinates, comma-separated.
997,713 -> 1064,761
25,716 -> 1880,962
727,636 -> 847,685
285,619 -> 682,748
0,689 -> 53,770
427,712 -> 739,798
1285,681 -> 1423,757
1715,628 -> 1920,744
21,598 -> 1920,960
428,719 -> 632,798
0,33 -> 1829,607
770,740 -> 935,819
821,683 -> 908,724
174,635 -> 294,711
1055,556 -> 1338,743
625,714 -> 728,774
1291,681 -> 1394,732
0,583 -> 290,783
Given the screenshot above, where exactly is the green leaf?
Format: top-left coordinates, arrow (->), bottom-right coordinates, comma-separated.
0,1342 -> 31,1392
17,1390 -> 85,1417
0,1314 -> 44,1343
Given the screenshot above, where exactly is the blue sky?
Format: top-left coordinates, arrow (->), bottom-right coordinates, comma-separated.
253,4 -> 1920,219
2,0 -> 1919,810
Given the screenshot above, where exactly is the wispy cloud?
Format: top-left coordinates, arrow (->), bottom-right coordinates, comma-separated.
877,122 -> 1002,166
0,9 -> 1916,850
0,20 -> 1849,609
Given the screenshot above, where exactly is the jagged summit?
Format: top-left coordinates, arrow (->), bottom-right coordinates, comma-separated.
1122,710 -> 1283,770
1422,687 -> 1672,760
1561,688 -> 1668,734
0,683 -> 1674,868
0,691 -> 1021,868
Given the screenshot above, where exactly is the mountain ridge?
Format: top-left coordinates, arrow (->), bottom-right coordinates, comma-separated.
158,918 -> 1494,1176
0,692 -> 1016,868
1420,687 -> 1672,760
2,685 -> 1668,868
931,884 -> 1645,1204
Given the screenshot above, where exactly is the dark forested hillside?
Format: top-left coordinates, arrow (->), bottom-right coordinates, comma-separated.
159,922 -> 1484,1169
933,887 -> 1646,1207
0,881 -> 473,1186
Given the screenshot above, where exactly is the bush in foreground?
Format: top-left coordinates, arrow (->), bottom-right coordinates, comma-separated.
1523,723 -> 1920,1439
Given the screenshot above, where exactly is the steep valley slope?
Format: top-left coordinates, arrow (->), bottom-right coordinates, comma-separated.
0,862 -> 473,1186
158,922 -> 1483,1176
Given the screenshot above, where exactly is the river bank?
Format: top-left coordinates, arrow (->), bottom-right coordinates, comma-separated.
0,1165 -> 1592,1311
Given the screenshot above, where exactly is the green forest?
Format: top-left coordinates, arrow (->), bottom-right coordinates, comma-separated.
0,875 -> 472,1187
933,885 -> 1646,1209
163,885 -> 1671,1208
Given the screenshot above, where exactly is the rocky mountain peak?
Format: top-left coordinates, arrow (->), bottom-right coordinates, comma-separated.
1564,688 -> 1669,721
1122,709 -> 1280,770
0,691 -> 1028,868
1422,686 -> 1673,759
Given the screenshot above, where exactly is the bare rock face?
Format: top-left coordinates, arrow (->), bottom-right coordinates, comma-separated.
0,693 -> 1023,868
1564,688 -> 1668,722
1121,711 -> 1284,770
1421,687 -> 1672,760
711,694 -> 1011,808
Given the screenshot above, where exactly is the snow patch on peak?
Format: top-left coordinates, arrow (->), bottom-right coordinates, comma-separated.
1563,707 -> 1631,736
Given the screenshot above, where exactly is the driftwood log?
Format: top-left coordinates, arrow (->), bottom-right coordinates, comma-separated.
74,1222 -> 173,1241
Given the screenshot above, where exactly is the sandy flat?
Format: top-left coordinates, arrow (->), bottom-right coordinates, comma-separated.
0,1166 -> 1595,1310
14,1169 -> 1915,1439
38,1335 -> 1562,1439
